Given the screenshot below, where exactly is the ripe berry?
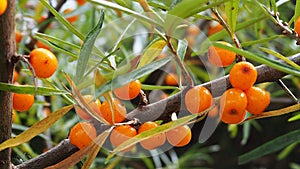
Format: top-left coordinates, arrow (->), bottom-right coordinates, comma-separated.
36,40 -> 51,51
15,31 -> 23,43
99,98 -> 126,125
166,125 -> 191,147
114,80 -> 142,100
208,41 -> 236,67
208,105 -> 219,118
13,93 -> 35,112
64,8 -> 78,23
76,0 -> 87,6
69,122 -> 96,149
29,48 -> 58,78
185,86 -> 213,114
245,86 -> 270,115
75,95 -> 101,121
13,70 -> 19,82
110,125 -> 137,152
187,25 -> 200,36
220,88 -> 247,124
0,0 -> 7,16
165,73 -> 179,86
138,121 -> 166,150
208,23 -> 223,36
229,61 -> 257,90
295,16 -> 300,35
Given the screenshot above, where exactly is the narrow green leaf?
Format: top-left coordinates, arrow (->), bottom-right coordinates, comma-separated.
141,84 -> 179,91
96,57 -> 171,97
0,105 -> 73,152
239,129 -> 300,165
75,11 -> 105,84
288,113 -> 300,122
225,0 -> 240,33
0,82 -> 68,96
177,39 -> 188,61
277,142 -> 299,160
137,39 -> 167,68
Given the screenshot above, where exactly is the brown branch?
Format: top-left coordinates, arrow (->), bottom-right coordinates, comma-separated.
14,54 -> 300,168
0,1 -> 16,169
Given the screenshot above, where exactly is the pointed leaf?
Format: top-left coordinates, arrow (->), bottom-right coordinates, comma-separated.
225,0 -> 240,32
75,11 -> 105,84
0,82 -> 68,96
239,129 -> 300,165
137,39 -> 167,69
96,57 -> 171,97
0,105 -> 73,152
177,39 -> 188,61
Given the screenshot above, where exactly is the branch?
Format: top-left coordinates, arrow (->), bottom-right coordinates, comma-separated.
15,54 -> 300,168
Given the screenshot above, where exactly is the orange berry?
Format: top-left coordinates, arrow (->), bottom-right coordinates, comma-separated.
208,23 -> 223,36
69,122 -> 96,149
75,95 -> 101,121
185,86 -> 213,114
208,105 -> 219,118
13,70 -> 19,82
64,8 -> 78,23
13,93 -> 35,112
187,25 -> 200,36
166,125 -> 191,147
165,73 -> 179,86
245,87 -> 270,115
295,16 -> 300,35
99,98 -> 126,125
208,41 -> 236,67
110,125 -> 137,152
15,31 -> 23,43
220,88 -> 247,124
29,48 -> 58,78
0,0 -> 7,16
138,121 -> 166,150
36,40 -> 51,50
229,61 -> 257,90
76,0 -> 87,6
113,80 -> 142,100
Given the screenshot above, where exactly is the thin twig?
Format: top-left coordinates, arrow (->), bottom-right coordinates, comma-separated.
276,79 -> 299,103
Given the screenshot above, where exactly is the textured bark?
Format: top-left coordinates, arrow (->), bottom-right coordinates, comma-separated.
0,1 -> 16,169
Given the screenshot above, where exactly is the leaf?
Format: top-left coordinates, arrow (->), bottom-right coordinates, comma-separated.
106,114 -> 198,162
244,104 -> 300,121
238,129 -> 300,165
45,128 -> 111,169
75,11 -> 105,84
0,105 -> 73,152
259,47 -> 300,70
288,113 -> 300,122
0,82 -> 68,96
95,57 -> 171,97
137,39 -> 167,68
225,0 -> 240,33
177,39 -> 188,61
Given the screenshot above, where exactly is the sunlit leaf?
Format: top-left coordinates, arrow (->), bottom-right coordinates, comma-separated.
239,129 -> 300,164
0,105 -> 73,152
177,39 -> 187,61
0,82 -> 68,96
75,11 -> 104,84
225,0 -> 240,33
244,104 -> 300,121
137,39 -> 167,68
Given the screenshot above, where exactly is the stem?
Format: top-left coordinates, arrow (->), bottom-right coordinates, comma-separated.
0,1 -> 16,169
276,79 -> 299,104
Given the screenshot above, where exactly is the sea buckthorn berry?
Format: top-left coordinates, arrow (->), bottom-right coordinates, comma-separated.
185,86 -> 213,114
69,122 -> 96,149
295,16 -> 300,35
208,23 -> 223,36
208,105 -> 219,118
114,80 -> 142,100
37,40 -> 51,50
229,61 -> 257,90
165,73 -> 179,86
0,0 -> 7,16
138,121 -> 166,150
166,125 -> 191,147
29,48 -> 58,78
13,93 -> 35,112
75,95 -> 101,121
13,70 -> 19,82
110,125 -> 137,152
220,88 -> 247,124
15,31 -> 23,43
99,98 -> 126,125
76,0 -> 87,6
208,41 -> 236,67
245,87 -> 270,115
187,25 -> 200,36
64,8 -> 78,23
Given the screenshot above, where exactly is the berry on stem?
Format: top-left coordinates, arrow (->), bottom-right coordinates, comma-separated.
166,125 -> 192,147
208,41 -> 236,67
75,95 -> 101,121
0,0 -> 7,16
245,86 -> 270,115
295,16 -> 300,35
220,88 -> 247,124
138,121 -> 166,150
99,98 -> 126,125
114,80 -> 142,100
13,93 -> 34,112
110,125 -> 137,152
165,73 -> 179,86
185,86 -> 213,114
229,61 -> 257,90
69,122 -> 97,149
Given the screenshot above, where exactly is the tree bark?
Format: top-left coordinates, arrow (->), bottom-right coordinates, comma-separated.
0,0 -> 16,168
